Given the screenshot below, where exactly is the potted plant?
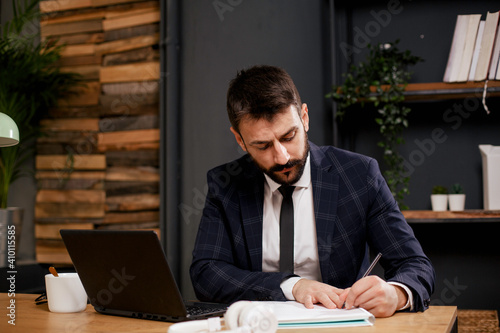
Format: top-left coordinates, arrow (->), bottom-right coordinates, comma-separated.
431,185 -> 448,211
448,183 -> 465,211
0,0 -> 81,265
327,40 -> 423,210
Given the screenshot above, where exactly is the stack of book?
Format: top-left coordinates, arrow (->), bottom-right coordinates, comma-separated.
443,11 -> 500,82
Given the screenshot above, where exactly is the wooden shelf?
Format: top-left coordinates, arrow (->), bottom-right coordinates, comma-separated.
344,81 -> 500,102
402,210 -> 500,223
402,81 -> 500,101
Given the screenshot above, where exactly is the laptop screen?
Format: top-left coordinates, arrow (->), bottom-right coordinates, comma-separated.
60,230 -> 188,319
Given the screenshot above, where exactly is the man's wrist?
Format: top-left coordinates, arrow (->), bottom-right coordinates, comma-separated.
280,276 -> 303,300
388,282 -> 413,311
393,285 -> 408,309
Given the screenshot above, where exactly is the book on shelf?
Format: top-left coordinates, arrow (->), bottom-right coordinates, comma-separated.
494,25 -> 500,80
443,14 -> 468,82
496,49 -> 500,79
488,21 -> 500,79
474,11 -> 500,81
457,14 -> 481,82
469,20 -> 485,81
443,11 -> 500,83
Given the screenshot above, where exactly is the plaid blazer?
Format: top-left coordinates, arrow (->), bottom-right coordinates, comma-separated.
190,142 -> 434,311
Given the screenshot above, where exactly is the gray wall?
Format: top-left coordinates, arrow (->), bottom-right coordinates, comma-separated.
178,0 -> 331,298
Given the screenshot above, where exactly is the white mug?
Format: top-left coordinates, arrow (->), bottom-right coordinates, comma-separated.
45,273 -> 88,313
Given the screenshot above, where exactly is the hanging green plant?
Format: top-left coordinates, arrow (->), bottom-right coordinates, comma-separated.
327,40 -> 423,210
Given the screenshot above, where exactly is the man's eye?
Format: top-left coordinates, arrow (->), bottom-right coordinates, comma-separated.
283,132 -> 296,142
252,141 -> 272,150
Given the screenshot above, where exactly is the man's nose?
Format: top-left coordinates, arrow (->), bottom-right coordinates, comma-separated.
274,142 -> 290,165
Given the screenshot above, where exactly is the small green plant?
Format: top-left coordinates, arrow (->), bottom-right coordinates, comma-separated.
326,40 -> 423,210
451,183 -> 464,194
432,186 -> 448,195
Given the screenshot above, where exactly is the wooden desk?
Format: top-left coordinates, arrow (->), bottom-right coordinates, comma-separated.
0,293 -> 457,332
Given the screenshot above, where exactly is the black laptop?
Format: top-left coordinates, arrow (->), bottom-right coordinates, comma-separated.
60,229 -> 227,322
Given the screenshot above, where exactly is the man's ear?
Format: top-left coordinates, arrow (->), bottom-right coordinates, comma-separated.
230,127 -> 247,152
301,103 -> 310,132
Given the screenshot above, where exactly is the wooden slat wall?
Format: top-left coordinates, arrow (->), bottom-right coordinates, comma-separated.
36,0 -> 160,264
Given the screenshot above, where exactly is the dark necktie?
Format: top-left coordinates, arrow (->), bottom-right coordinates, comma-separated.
279,185 -> 295,273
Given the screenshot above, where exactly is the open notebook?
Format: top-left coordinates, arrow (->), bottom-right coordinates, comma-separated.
60,229 -> 227,322
261,301 -> 375,328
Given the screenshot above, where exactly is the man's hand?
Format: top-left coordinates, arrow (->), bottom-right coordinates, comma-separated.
292,279 -> 345,309
340,276 -> 408,317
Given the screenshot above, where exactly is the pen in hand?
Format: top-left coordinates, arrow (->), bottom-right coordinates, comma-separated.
361,252 -> 382,279
342,252 -> 382,309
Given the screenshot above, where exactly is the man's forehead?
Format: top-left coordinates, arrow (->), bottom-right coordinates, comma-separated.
240,105 -> 299,127
239,106 -> 300,139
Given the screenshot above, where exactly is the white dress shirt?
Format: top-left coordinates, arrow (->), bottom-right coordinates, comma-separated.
261,154 -> 413,311
262,154 -> 321,283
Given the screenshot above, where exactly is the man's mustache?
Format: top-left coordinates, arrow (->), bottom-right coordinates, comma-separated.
269,159 -> 301,172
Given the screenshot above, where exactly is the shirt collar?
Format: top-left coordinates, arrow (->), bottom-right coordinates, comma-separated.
264,153 -> 311,193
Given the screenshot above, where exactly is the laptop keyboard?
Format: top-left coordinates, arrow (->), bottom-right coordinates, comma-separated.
186,303 -> 227,317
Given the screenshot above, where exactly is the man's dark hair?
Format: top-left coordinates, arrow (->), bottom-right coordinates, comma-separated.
227,65 -> 302,133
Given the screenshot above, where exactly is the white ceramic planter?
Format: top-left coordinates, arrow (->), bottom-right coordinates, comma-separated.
448,194 -> 465,211
431,194 -> 448,211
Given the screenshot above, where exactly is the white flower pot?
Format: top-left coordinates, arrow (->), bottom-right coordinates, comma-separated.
431,194 -> 448,211
448,194 -> 465,211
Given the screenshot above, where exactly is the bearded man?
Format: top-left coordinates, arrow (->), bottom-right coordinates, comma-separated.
190,65 -> 434,318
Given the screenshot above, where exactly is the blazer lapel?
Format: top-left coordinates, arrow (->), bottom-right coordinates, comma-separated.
310,143 -> 340,282
238,159 -> 265,271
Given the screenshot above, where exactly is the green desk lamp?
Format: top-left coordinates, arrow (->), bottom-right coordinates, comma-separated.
0,112 -> 19,147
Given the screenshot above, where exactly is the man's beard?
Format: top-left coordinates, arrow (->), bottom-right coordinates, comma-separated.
251,136 -> 310,186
